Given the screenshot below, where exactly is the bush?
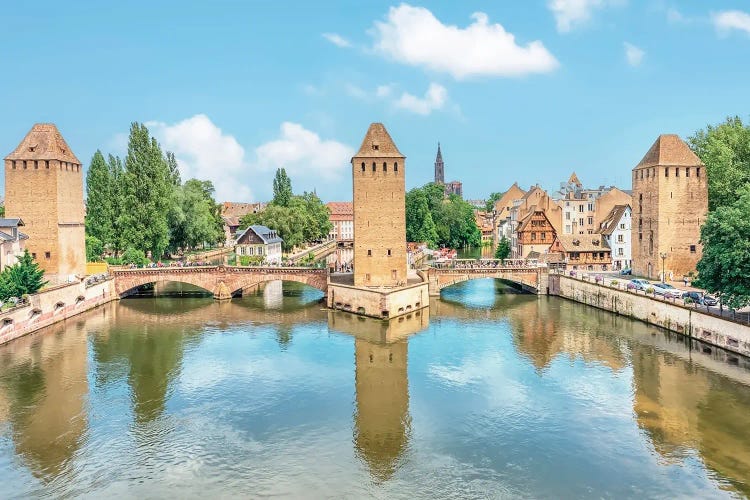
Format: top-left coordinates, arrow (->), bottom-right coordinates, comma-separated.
610,280 -> 618,287
645,287 -> 654,295
121,247 -> 149,266
106,256 -> 124,265
239,255 -> 263,266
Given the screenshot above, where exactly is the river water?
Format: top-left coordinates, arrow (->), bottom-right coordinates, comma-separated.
1,279 -> 749,498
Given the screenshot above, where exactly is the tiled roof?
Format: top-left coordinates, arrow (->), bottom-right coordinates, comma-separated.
596,204 -> 630,236
555,234 -> 611,253
354,123 -> 404,158
5,124 -> 80,164
0,218 -> 24,228
237,225 -> 283,245
326,201 -> 353,216
635,134 -> 703,169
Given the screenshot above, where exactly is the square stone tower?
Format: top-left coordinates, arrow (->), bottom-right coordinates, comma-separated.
631,134 -> 707,280
4,124 -> 86,280
352,123 -> 407,287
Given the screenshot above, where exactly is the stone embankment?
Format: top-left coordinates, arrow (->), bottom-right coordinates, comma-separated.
0,278 -> 116,345
550,274 -> 750,357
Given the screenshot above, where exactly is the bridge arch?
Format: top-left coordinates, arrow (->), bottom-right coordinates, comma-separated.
228,273 -> 327,296
426,267 -> 543,296
115,274 -> 216,298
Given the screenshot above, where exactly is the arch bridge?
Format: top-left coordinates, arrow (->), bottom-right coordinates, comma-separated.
425,262 -> 548,296
111,266 -> 328,299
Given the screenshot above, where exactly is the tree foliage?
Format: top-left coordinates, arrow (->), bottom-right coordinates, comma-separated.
86,235 -> 104,262
688,116 -> 750,212
0,250 -> 47,301
485,192 -> 503,212
272,168 -> 293,207
495,237 -> 511,260
85,150 -> 115,244
406,183 -> 481,248
697,187 -> 750,309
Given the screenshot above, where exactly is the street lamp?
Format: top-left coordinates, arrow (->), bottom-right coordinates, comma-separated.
660,252 -> 667,283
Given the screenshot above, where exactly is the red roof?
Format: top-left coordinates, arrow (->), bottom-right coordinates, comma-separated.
327,201 -> 353,220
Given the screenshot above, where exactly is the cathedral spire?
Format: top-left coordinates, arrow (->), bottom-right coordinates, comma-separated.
434,142 -> 444,184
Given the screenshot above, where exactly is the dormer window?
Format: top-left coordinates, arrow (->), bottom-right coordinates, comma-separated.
372,143 -> 379,151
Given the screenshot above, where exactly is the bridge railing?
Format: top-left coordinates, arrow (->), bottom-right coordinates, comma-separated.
430,258 -> 542,270
110,264 -> 327,273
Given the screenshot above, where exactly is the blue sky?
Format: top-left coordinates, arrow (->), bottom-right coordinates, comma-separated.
1,1 -> 749,202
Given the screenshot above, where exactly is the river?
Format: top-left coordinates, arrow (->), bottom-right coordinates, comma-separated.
0,279 -> 749,498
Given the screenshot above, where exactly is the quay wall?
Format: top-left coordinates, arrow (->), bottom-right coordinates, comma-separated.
550,274 -> 750,357
328,282 -> 429,319
0,279 -> 116,346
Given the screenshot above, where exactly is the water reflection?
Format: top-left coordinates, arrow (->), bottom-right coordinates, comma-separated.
0,281 -> 749,497
328,311 -> 428,481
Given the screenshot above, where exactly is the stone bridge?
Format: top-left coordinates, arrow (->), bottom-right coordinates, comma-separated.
425,266 -> 548,296
111,266 -> 328,299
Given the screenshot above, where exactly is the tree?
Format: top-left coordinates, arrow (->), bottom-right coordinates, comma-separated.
119,123 -> 174,259
121,247 -> 149,266
696,187 -> 750,309
406,188 -> 438,245
495,237 -> 511,260
85,150 -> 115,245
485,192 -> 503,212
86,235 -> 104,262
688,116 -> 750,211
108,154 -> 125,254
0,250 -> 47,301
272,168 -> 293,207
165,151 -> 181,186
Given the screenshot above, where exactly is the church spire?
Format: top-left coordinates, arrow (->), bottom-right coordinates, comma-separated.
434,142 -> 444,184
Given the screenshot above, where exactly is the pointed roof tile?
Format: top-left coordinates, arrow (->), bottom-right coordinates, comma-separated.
635,134 -> 703,169
353,123 -> 404,158
568,172 -> 582,186
435,142 -> 443,163
5,123 -> 81,164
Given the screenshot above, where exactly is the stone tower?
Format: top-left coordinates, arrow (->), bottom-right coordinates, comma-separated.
434,142 -> 444,184
631,134 -> 707,280
4,124 -> 86,280
352,123 -> 408,287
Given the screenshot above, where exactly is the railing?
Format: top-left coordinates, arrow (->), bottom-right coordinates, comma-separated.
111,264 -> 326,273
557,269 -> 750,326
431,258 -> 541,270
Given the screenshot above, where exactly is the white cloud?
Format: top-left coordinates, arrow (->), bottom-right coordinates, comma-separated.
322,32 -> 351,47
147,114 -> 251,202
375,84 -> 394,98
254,122 -> 354,183
623,42 -> 644,67
548,0 -> 620,33
141,115 -> 353,202
371,4 -> 558,79
394,83 -> 448,115
712,10 -> 750,36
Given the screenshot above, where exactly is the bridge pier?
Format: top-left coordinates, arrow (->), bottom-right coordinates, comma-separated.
213,281 -> 232,301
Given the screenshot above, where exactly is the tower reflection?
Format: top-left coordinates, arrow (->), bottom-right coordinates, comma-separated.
328,310 -> 429,482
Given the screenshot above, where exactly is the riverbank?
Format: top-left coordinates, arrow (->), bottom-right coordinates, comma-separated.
550,273 -> 750,357
0,278 -> 116,345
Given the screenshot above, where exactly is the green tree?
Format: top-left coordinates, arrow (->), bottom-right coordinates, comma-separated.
495,237 -> 511,260
86,235 -> 104,262
121,247 -> 149,266
688,116 -> 750,211
0,250 -> 47,301
119,123 -> 174,259
0,205 -> 5,217
406,188 -> 438,245
107,154 -> 125,254
165,151 -> 181,186
85,150 -> 115,245
485,192 -> 503,212
696,187 -> 750,309
272,168 -> 293,207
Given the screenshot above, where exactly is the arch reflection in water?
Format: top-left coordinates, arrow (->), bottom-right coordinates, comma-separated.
328,310 -> 429,482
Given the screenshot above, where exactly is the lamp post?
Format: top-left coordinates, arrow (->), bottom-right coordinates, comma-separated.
660,252 -> 667,283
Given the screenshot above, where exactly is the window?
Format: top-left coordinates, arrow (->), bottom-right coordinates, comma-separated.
565,224 -> 571,233
617,234 -> 624,243
579,218 -> 584,226
578,205 -> 584,213
640,170 -> 643,180
361,162 -> 365,172
665,167 -> 668,177
372,162 -> 376,172
32,252 -> 36,259
383,162 -> 387,172
690,245 -> 696,253
367,249 -> 372,256
676,167 -> 680,177
697,167 -> 701,177
387,249 -> 392,256
365,273 -> 370,282
646,169 -> 649,178
587,217 -> 593,225
392,270 -> 397,280
394,162 -> 398,172
618,248 -> 624,256
45,251 -> 51,260
531,232 -> 536,241
372,144 -> 379,151
686,168 -> 690,177
587,203 -> 594,212
619,223 -> 625,229
566,212 -> 571,220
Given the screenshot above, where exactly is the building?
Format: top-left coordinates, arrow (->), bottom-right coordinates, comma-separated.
234,225 -> 283,264
4,124 -> 86,281
327,202 -> 354,242
493,183 -> 527,242
0,218 -> 28,270
352,123 -> 408,287
434,142 -> 444,184
474,211 -> 495,243
221,201 -> 266,245
509,186 -> 562,258
597,204 -> 632,270
549,234 -> 612,271
444,180 -> 463,198
516,209 -> 557,259
631,134 -> 707,280
556,172 -> 632,236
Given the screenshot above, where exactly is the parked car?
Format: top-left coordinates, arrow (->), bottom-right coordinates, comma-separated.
654,283 -> 686,299
629,279 -> 649,291
620,268 -> 632,275
682,291 -> 703,303
701,294 -> 718,306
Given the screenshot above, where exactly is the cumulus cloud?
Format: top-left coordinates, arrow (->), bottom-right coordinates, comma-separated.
371,4 -> 558,79
548,0 -> 620,33
143,115 -> 352,202
623,42 -> 644,67
394,83 -> 448,115
712,10 -> 750,36
147,114 -> 251,202
322,32 -> 351,47
254,122 -> 354,183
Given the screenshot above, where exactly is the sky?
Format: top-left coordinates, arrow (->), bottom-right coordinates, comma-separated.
1,1 -> 749,203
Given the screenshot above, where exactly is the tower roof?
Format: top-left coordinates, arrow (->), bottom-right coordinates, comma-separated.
568,172 -> 582,186
5,123 -> 81,164
435,142 -> 443,163
635,134 -> 703,169
353,123 -> 404,158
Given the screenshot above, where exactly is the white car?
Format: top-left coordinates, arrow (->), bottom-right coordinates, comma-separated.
652,282 -> 686,298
